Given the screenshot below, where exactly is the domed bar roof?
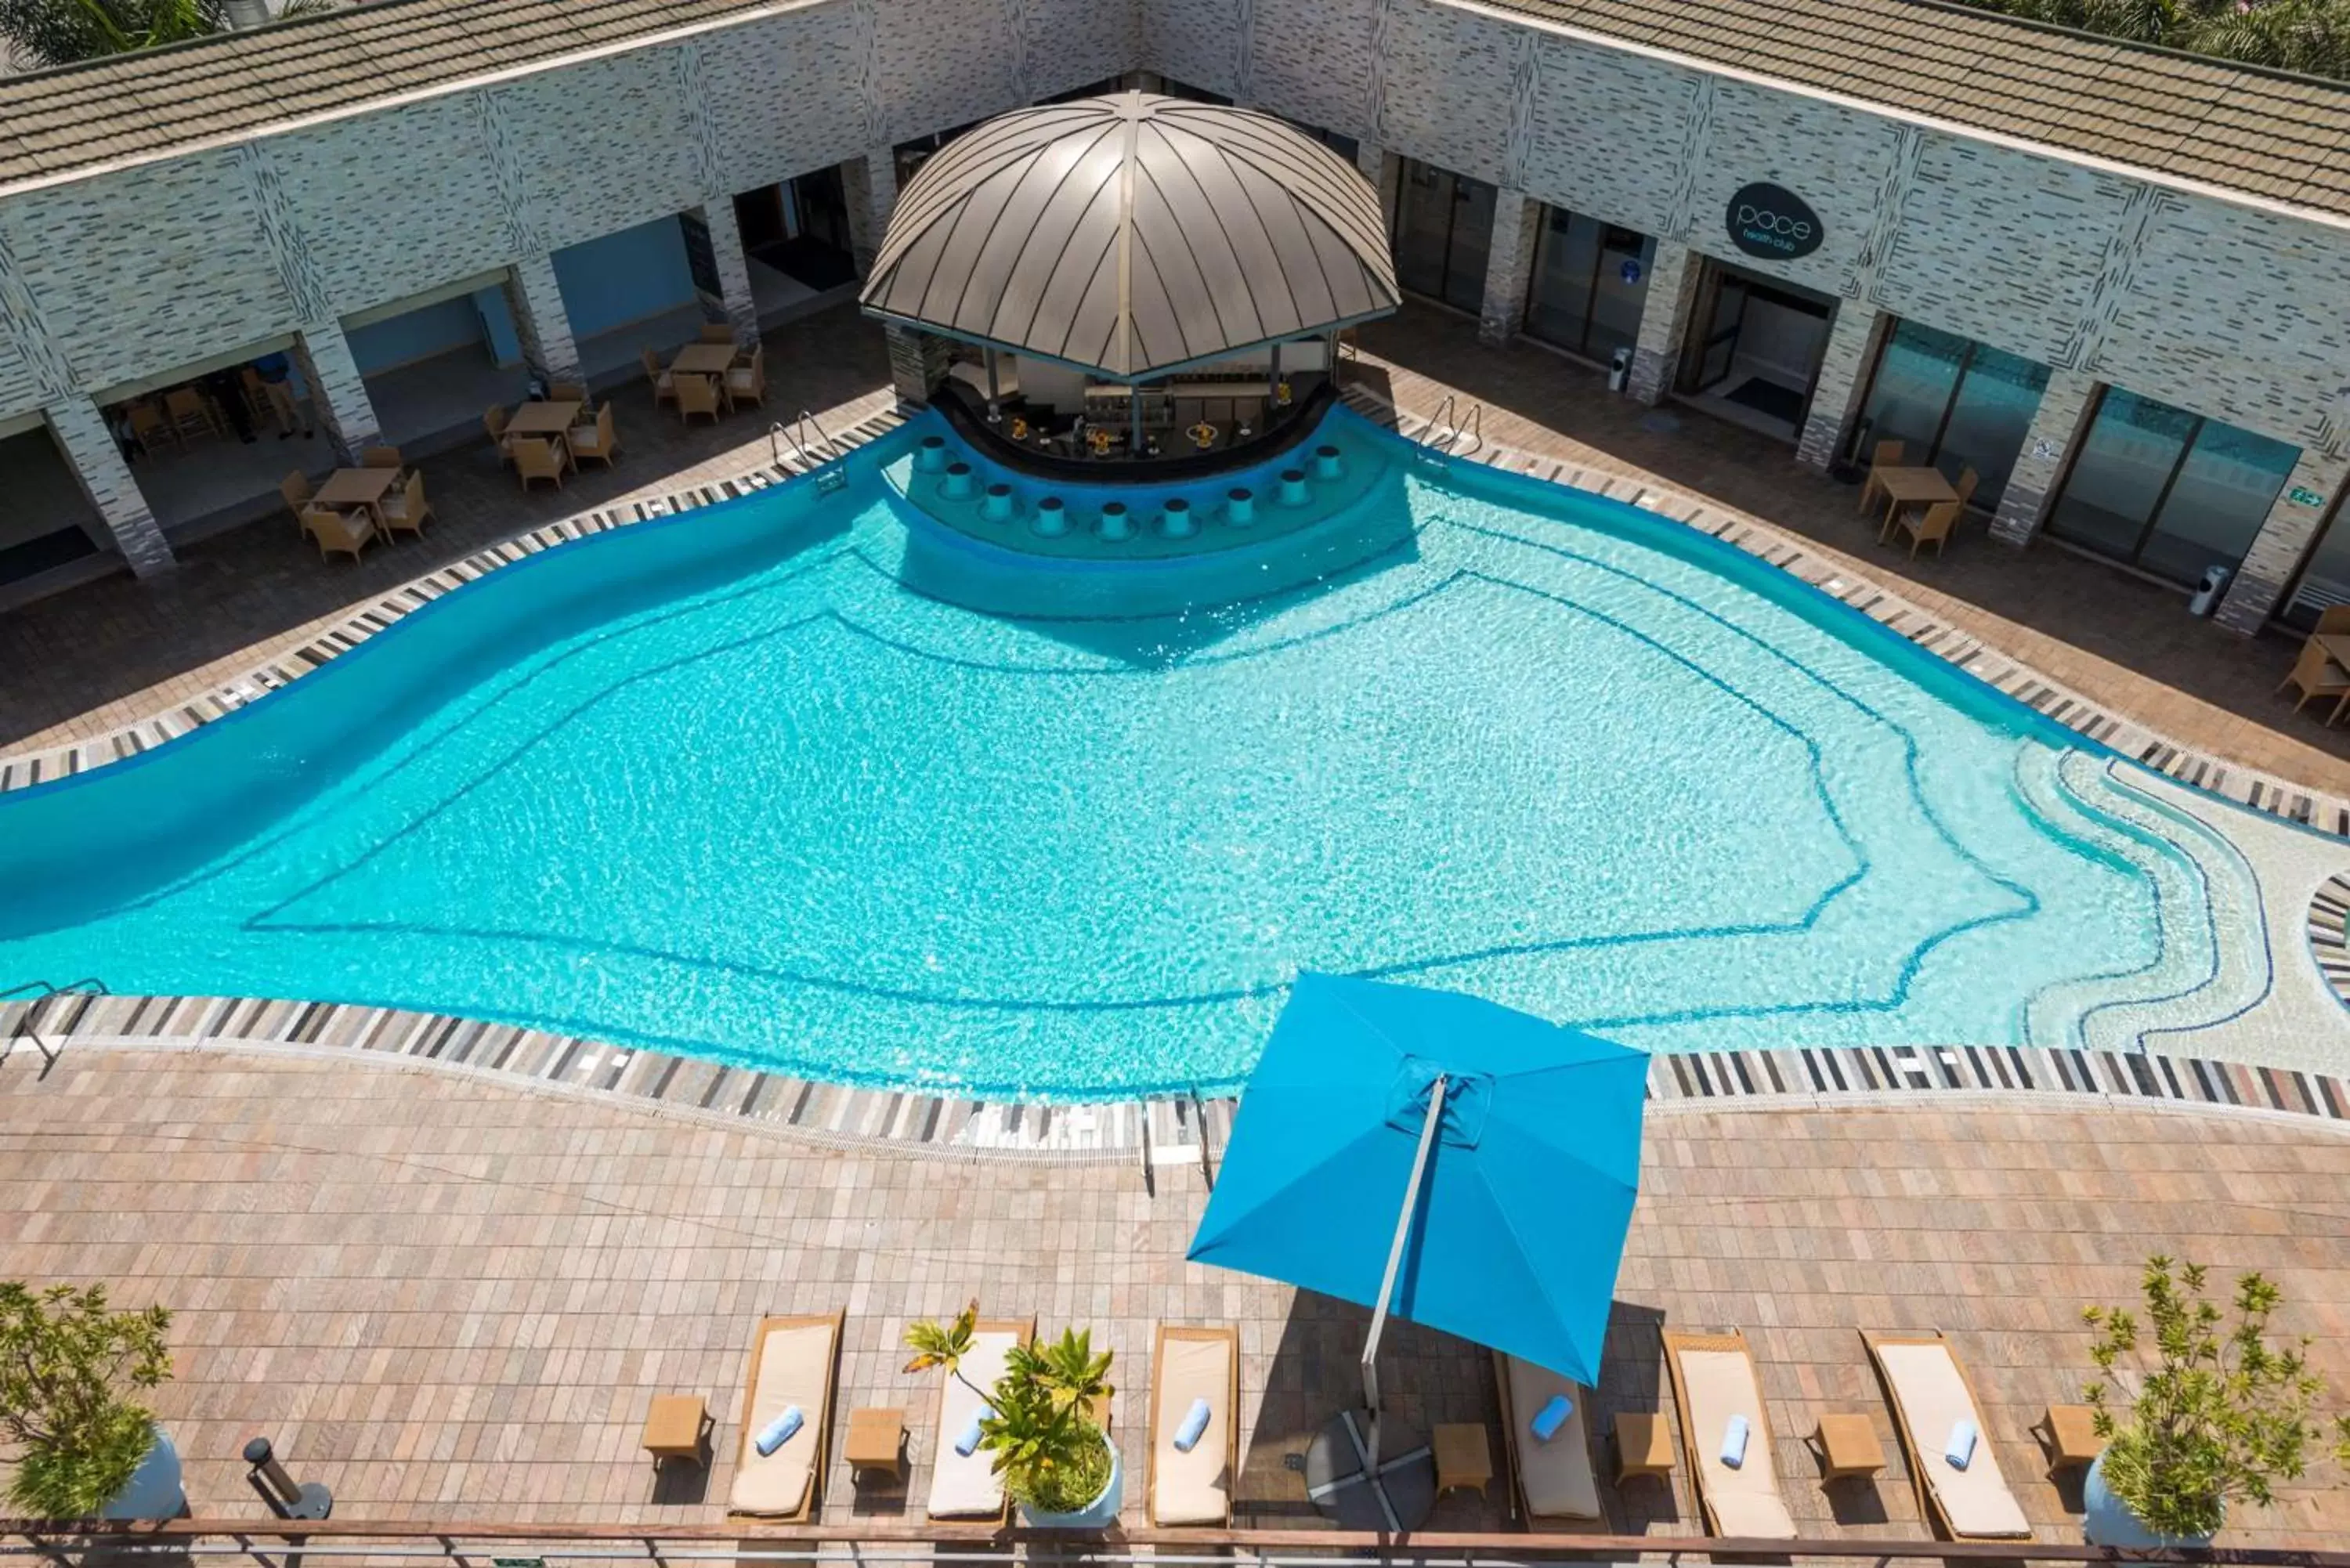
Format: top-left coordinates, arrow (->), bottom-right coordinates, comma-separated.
860,93 -> 1400,381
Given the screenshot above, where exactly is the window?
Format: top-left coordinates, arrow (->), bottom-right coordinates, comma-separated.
2044,388 -> 2299,587
1523,208 -> 1654,363
2280,492 -> 2350,629
1392,160 -> 1496,315
1856,322 -> 2050,505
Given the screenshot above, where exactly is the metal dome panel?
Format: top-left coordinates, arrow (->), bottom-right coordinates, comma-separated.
860,93 -> 1401,381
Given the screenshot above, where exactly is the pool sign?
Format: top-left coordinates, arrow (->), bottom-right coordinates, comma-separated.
1726,182 -> 1823,261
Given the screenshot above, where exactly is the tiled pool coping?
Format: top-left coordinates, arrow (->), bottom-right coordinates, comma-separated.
2313,873 -> 2350,1012
6,990 -> 2347,1164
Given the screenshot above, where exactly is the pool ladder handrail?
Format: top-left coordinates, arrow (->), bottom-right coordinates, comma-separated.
1418,395 -> 1484,459
769,409 -> 835,471
1,976 -> 107,1075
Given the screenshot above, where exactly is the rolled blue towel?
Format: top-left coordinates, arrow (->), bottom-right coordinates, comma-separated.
954,1405 -> 993,1458
754,1405 -> 803,1457
1943,1418 -> 1978,1471
1719,1413 -> 1749,1469
1173,1396 -> 1212,1453
1530,1393 -> 1573,1442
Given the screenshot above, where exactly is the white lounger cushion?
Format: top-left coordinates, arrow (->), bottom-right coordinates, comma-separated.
926,1329 -> 1018,1517
1502,1354 -> 1600,1520
1676,1346 -> 1797,1539
1152,1334 -> 1233,1524
1876,1341 -> 2031,1539
728,1320 -> 835,1516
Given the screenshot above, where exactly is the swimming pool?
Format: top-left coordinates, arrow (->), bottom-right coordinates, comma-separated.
0,408 -> 2272,1097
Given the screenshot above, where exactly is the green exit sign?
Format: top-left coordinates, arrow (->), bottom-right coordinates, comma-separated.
2290,486 -> 2324,506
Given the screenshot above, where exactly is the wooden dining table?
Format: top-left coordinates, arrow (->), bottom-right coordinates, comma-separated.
505,399 -> 584,465
669,343 -> 737,377
1872,464 -> 1960,532
313,465 -> 401,526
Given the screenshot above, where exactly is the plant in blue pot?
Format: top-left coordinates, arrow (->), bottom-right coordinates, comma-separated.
2079,1257 -> 2350,1547
904,1306 -> 1120,1528
0,1282 -> 178,1520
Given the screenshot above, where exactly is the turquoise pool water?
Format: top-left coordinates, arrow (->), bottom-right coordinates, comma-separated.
0,410 -> 2261,1097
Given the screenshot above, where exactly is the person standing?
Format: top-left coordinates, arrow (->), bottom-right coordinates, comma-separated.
251,352 -> 314,439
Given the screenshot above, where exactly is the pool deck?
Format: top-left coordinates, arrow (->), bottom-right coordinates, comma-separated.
5,302 -> 2347,807
1,1046 -> 2343,1545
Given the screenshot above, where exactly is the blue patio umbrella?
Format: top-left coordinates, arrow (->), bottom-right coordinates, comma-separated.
1188,972 -> 1647,1410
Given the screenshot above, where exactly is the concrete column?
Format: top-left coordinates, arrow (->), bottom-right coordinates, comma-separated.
1354,142 -> 1400,233
699,199 -> 761,347
1987,369 -> 2100,547
1795,302 -> 1889,473
885,325 -> 950,408
291,321 -> 381,466
1626,240 -> 1702,406
1477,193 -> 1540,348
46,399 -> 172,577
503,254 -> 582,388
2214,449 -> 2349,634
843,148 -> 898,278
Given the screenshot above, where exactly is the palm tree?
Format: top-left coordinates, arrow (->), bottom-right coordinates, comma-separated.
2,0 -> 338,70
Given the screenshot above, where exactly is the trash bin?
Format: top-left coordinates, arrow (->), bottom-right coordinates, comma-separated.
1607,346 -> 1632,394
2188,564 -> 2232,616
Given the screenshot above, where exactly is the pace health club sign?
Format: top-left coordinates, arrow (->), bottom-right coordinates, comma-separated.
1726,182 -> 1823,260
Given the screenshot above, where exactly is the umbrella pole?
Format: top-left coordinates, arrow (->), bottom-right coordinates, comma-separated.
1361,1072 -> 1447,1472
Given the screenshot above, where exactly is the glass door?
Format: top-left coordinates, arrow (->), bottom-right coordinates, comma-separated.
2280,493 -> 2350,629
2045,388 -> 2298,587
1693,274 -> 1748,391
1391,160 -> 1499,313
1856,322 -> 2049,504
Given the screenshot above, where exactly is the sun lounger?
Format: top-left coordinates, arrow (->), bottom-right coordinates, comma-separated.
1491,1350 -> 1600,1521
1661,1329 -> 1797,1538
1148,1324 -> 1238,1525
924,1316 -> 1033,1519
1864,1331 -> 2031,1541
728,1310 -> 843,1519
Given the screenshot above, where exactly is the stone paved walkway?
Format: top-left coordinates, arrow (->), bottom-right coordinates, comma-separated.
2,1050 -> 2344,1546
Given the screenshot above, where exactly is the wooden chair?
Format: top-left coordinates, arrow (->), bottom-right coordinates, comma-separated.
674,373 -> 722,426
1858,439 -> 1907,515
378,470 -> 433,537
548,381 -> 587,403
302,505 -> 375,562
723,344 -> 767,413
164,387 -> 218,444
699,323 -> 737,345
128,400 -> 178,454
1890,498 -> 1962,558
2277,636 -> 2350,723
512,435 -> 566,492
484,404 -> 514,464
361,444 -> 403,471
1952,466 -> 1981,511
567,404 -> 620,469
641,348 -> 677,410
280,470 -> 315,533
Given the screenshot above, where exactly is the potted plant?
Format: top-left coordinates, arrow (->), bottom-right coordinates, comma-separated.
2078,1256 -> 2350,1546
905,1302 -> 1120,1527
0,1283 -> 179,1520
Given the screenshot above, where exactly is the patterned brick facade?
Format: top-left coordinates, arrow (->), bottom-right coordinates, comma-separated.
1,0 -> 2348,611
1478,193 -> 1538,347
1795,303 -> 1887,473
